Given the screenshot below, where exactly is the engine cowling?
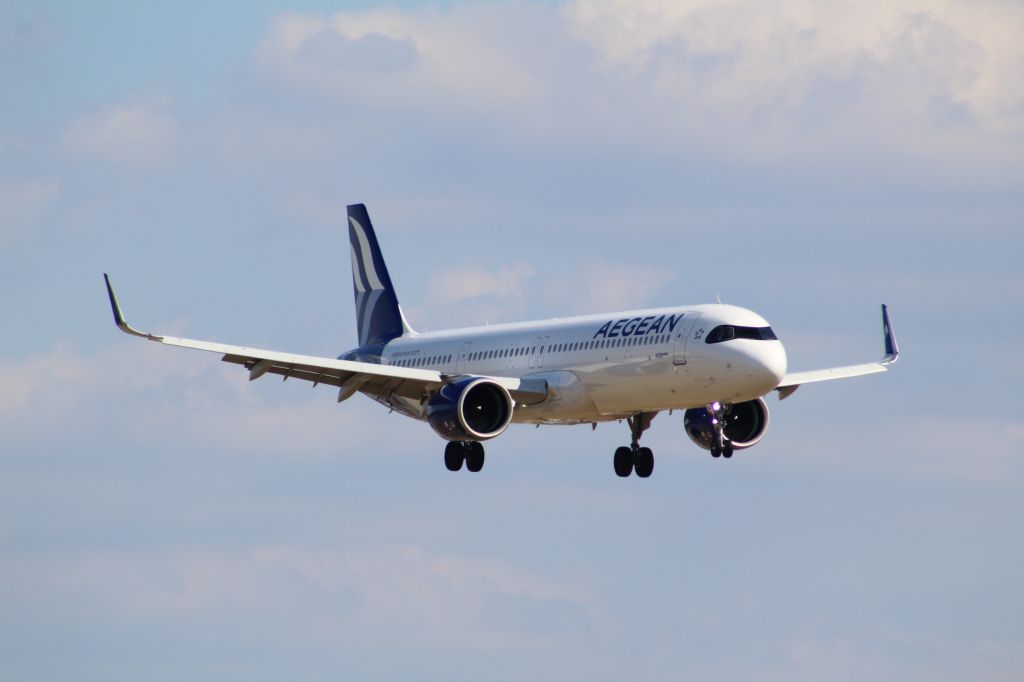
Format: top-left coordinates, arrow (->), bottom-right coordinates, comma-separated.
427,378 -> 514,442
683,398 -> 770,451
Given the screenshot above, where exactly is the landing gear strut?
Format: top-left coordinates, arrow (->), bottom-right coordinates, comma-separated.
613,413 -> 656,478
706,402 -> 734,459
445,441 -> 485,472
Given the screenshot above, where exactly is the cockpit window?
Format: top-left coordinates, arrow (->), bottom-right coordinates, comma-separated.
705,325 -> 777,343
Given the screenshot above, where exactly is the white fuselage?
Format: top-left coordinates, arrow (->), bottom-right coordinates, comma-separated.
379,304 -> 787,424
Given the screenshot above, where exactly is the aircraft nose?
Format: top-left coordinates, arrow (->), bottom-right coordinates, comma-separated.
760,341 -> 788,387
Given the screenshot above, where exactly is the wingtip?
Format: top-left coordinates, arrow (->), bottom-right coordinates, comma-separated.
103,274 -> 159,340
104,273 -> 124,326
881,304 -> 899,364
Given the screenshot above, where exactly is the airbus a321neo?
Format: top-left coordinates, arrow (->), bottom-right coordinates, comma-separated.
104,204 -> 899,477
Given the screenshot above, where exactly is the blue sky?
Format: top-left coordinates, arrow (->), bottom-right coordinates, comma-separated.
2,1 -> 1023,680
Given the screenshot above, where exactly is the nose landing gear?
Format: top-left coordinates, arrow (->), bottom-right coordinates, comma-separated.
706,402 -> 734,459
613,413 -> 657,478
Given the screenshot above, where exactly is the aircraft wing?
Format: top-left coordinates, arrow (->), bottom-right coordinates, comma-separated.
103,275 -> 547,405
775,304 -> 899,400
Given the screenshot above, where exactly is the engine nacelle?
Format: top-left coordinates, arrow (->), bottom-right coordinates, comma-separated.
683,398 -> 770,451
427,378 -> 514,442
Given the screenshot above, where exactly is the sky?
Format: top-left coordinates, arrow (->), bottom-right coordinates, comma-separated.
2,0 -> 1023,680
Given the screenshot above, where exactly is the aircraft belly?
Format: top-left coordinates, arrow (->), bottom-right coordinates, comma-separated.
512,369 -> 602,422
581,358 -> 708,413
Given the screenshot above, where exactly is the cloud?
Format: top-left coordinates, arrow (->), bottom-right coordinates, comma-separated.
771,412 -> 1024,484
63,100 -> 182,167
0,174 -> 59,243
427,263 -> 536,305
0,341 -> 404,458
252,7 -> 544,109
563,0 -> 1024,138
7,543 -> 599,650
545,260 -> 676,314
413,260 -> 674,328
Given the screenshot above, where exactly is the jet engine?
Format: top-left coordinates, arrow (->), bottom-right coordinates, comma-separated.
683,398 -> 770,451
427,378 -> 514,441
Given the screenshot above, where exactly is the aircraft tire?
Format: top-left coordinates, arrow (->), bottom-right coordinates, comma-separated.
613,446 -> 633,477
722,444 -> 734,459
444,441 -> 464,472
466,442 -> 485,472
635,447 -> 654,478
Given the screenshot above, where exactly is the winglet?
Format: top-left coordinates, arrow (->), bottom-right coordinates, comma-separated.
103,274 -> 162,340
881,304 -> 899,365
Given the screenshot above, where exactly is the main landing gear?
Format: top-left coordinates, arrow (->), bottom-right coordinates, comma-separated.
444,441 -> 485,473
613,413 -> 656,478
707,401 -> 734,459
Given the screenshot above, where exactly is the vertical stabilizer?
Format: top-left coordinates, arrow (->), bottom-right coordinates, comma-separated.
347,204 -> 414,346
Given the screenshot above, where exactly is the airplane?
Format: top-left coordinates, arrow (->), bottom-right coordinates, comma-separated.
104,203 -> 899,477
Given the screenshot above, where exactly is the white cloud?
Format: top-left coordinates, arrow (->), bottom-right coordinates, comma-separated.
0,341 -> 406,458
545,260 -> 675,314
427,263 -> 535,305
9,543 -> 599,649
563,0 -> 1024,138
253,7 -> 544,110
202,1 -> 1024,195
772,413 -> 1024,484
0,174 -> 59,243
64,100 -> 182,167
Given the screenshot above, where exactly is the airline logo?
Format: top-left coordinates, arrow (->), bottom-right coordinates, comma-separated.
592,313 -> 685,339
349,215 -> 387,347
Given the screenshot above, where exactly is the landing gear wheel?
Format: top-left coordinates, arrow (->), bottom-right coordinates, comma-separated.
613,446 -> 633,477
444,441 -> 464,472
466,442 -> 485,472
710,445 -> 722,458
615,413 -> 656,478
635,447 -> 654,478
722,443 -> 734,459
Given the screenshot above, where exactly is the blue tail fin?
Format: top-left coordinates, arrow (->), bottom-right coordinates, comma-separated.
347,204 -> 413,346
